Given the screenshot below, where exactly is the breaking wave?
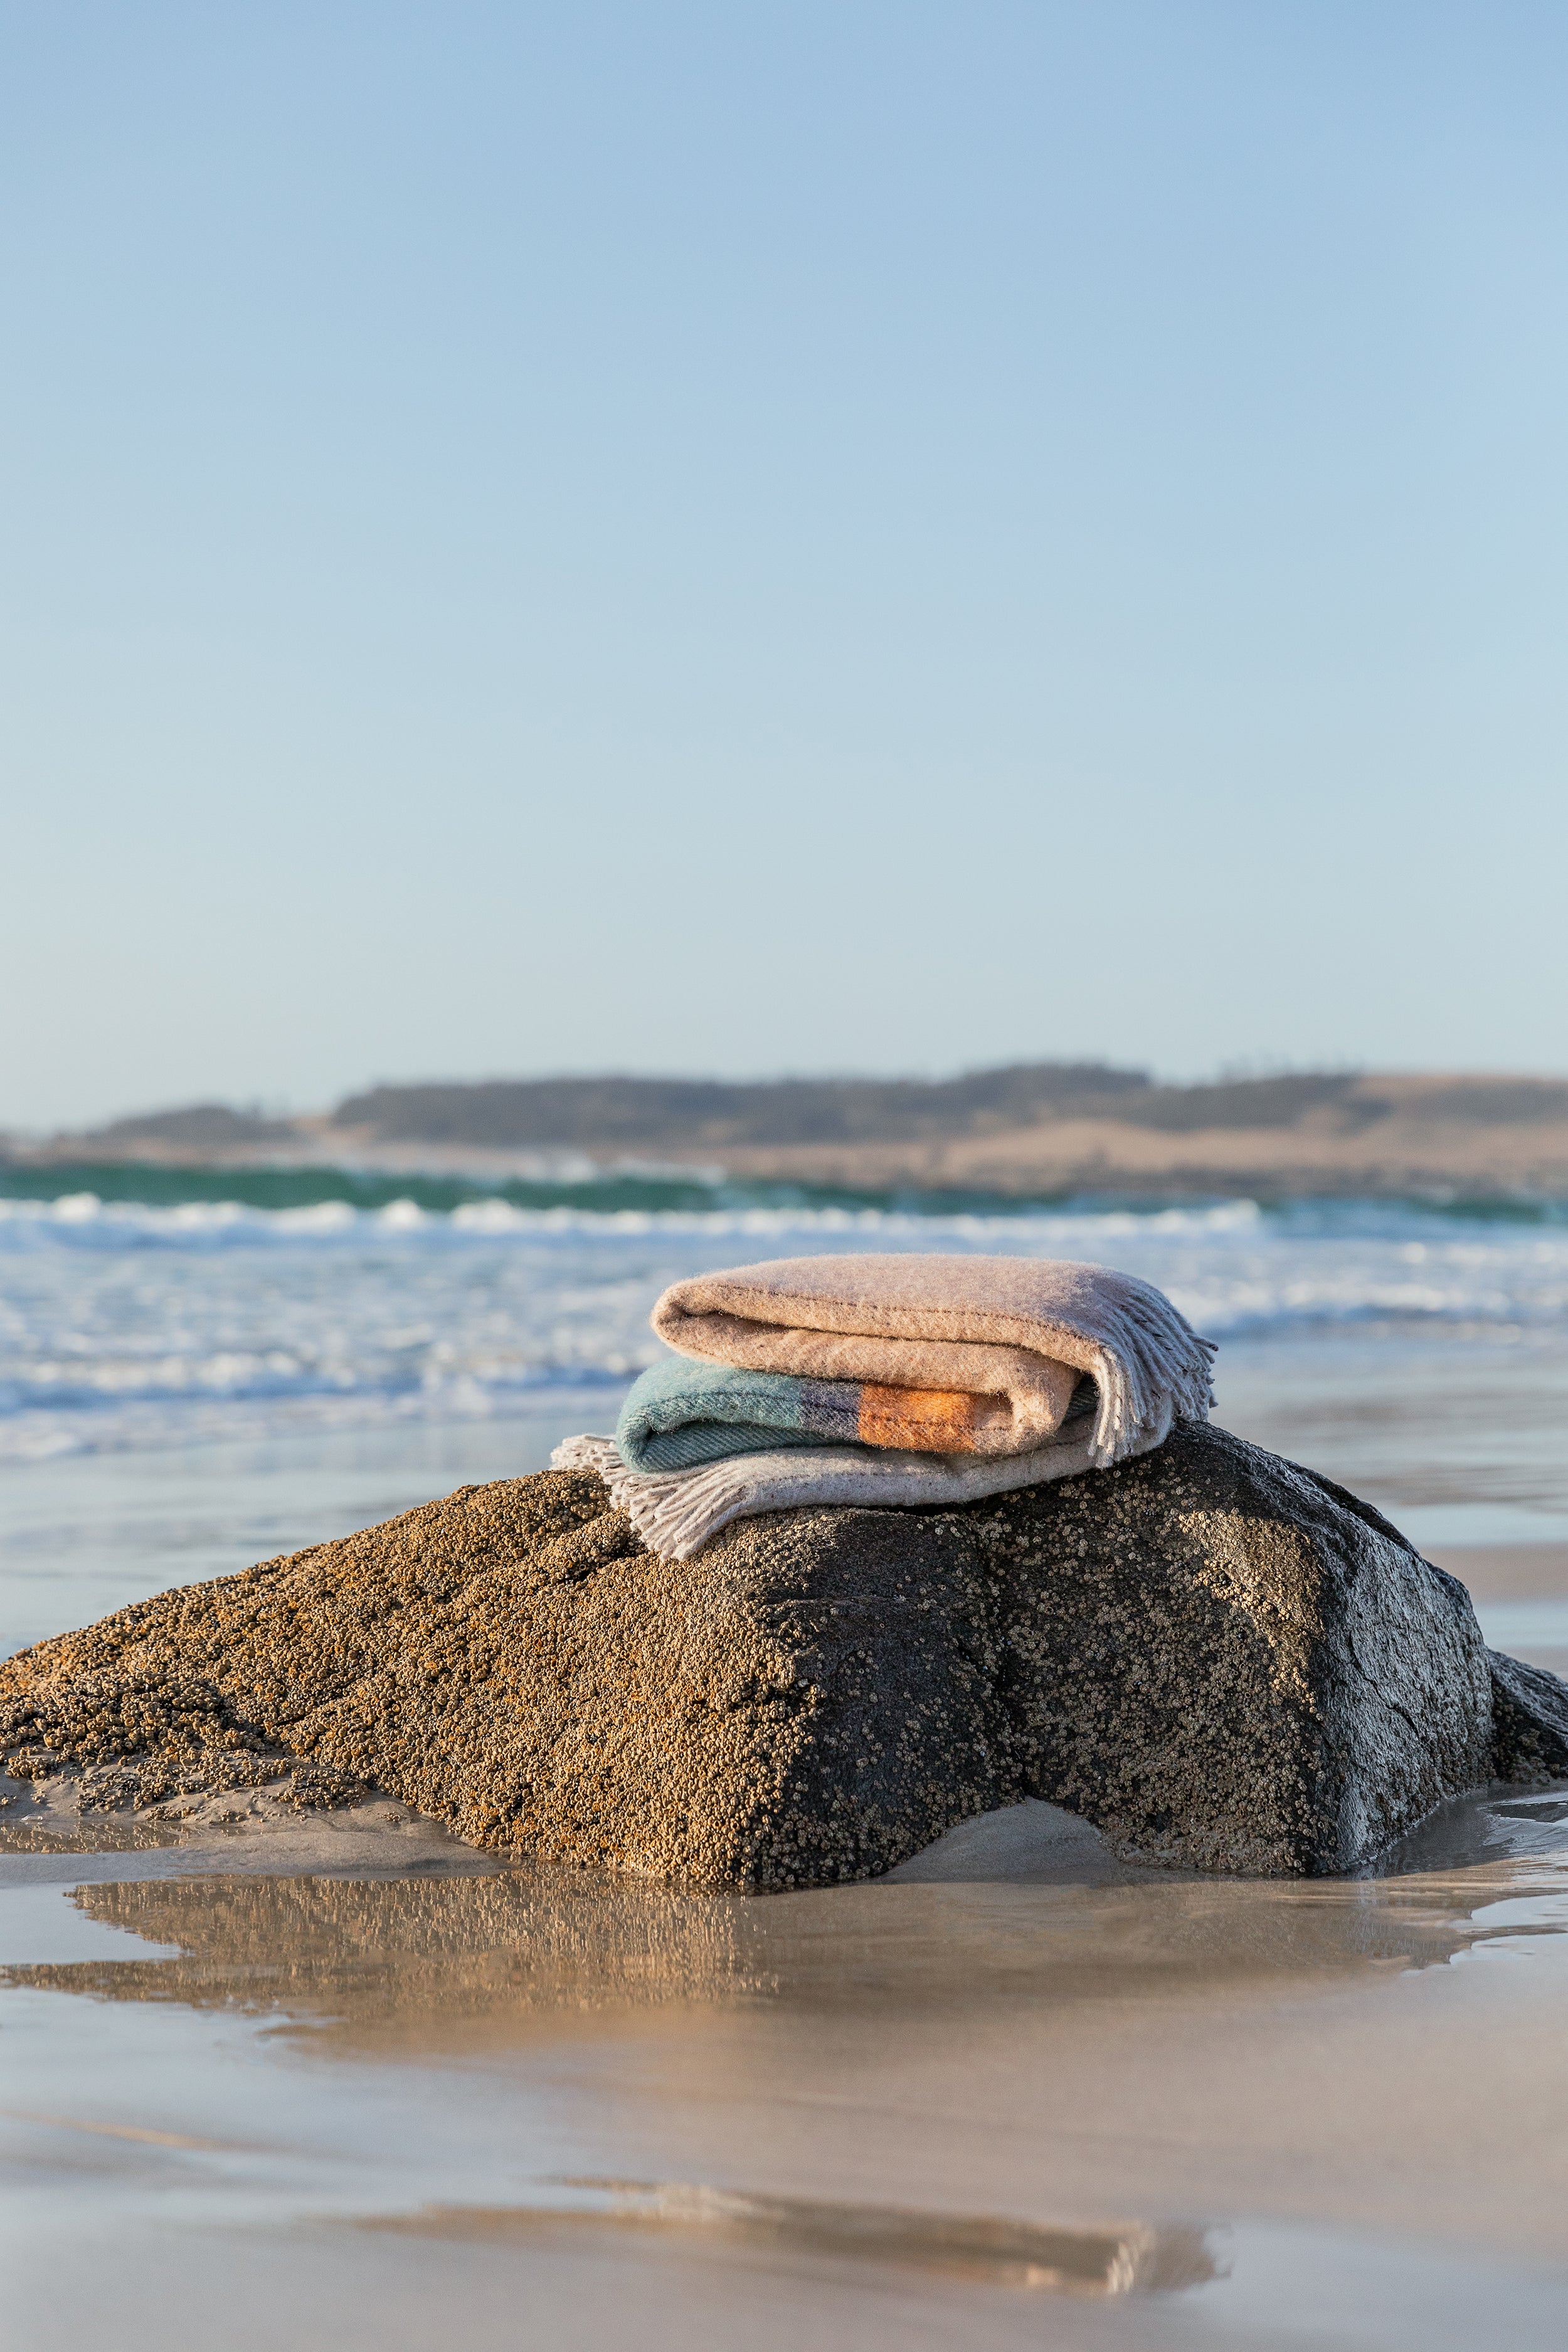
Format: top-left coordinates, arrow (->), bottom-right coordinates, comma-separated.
1,1176 -> 1565,1463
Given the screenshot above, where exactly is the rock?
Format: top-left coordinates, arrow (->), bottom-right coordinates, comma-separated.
1485,1646 -> 1568,1784
982,1429 -> 1498,1872
2,1423 -> 1564,1886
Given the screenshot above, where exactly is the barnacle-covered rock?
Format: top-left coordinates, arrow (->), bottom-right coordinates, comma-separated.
2,1425 -> 1559,1883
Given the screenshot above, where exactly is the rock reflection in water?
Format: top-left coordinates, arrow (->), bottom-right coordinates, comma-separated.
6,1837 -> 1565,2051
1378,1786 -> 1568,1875
7,1870 -> 777,2033
359,2180 -> 1222,2297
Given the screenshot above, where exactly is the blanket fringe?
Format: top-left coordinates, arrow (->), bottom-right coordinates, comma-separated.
551,1262 -> 1214,1557
552,1402 -> 1176,1561
1074,1278 -> 1216,1468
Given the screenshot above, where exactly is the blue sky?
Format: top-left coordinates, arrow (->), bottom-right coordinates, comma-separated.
4,3 -> 1565,1127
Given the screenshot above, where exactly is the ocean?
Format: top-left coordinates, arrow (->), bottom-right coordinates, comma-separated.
3,1165 -> 1567,1656
6,1166 -> 1568,2351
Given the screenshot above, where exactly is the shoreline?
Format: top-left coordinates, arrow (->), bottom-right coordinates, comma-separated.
1426,1543 -> 1568,1599
9,1064 -> 1568,1202
6,1780 -> 1568,2351
5,1146 -> 1568,1213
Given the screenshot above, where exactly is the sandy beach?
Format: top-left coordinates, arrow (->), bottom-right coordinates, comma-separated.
12,3 -> 1568,2339
5,1769 -> 1568,2351
4,1504 -> 1567,2348
3,1199 -> 1566,2346
20,1069 -> 1568,1201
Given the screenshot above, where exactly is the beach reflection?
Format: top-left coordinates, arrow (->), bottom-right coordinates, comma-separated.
5,1791 -> 1568,2351
356,2180 -> 1224,2297
6,1785 -> 1566,2053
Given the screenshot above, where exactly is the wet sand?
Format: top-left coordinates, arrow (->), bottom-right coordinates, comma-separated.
4,1389 -> 1567,2347
4,1781 -> 1568,2350
1427,1546 -> 1568,1679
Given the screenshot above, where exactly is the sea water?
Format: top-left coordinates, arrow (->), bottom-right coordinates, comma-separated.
5,1175 -> 1568,2349
1,1170 -> 1567,1655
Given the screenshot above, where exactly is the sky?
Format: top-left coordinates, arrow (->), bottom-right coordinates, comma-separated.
3,2 -> 1566,1131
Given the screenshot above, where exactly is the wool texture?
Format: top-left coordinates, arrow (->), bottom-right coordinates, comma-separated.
652,1251 -> 1215,1469
615,1354 -> 1088,1472
553,1390 -> 1163,1561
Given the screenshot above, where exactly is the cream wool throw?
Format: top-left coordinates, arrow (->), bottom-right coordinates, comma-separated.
651,1252 -> 1215,1468
552,1392 -> 1152,1562
552,1251 -> 1214,1558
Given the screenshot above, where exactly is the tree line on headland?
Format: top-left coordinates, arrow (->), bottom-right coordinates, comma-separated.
8,1065 -> 1568,1197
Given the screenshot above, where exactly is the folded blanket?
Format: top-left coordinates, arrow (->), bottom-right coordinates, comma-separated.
652,1252 -> 1214,1468
554,1391 -> 1166,1560
615,1353 -> 1099,1472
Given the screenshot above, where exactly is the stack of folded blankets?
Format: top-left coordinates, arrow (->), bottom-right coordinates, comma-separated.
554,1251 -> 1217,1560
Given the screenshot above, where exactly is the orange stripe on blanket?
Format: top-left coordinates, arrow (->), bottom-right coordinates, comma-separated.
856,1384 -> 991,1452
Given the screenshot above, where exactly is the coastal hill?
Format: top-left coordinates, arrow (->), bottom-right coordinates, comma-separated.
9,1065 -> 1568,1197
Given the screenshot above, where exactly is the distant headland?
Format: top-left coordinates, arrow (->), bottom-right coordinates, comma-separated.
8,1065 -> 1568,1199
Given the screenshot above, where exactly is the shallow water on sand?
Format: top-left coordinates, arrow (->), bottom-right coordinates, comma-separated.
4,1187 -> 1568,2345
4,1792 -> 1568,2351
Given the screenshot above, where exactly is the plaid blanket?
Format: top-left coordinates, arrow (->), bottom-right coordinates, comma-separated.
554,1251 -> 1217,1557
652,1251 -> 1215,1469
555,1399 -> 1148,1561
615,1354 -> 1094,1473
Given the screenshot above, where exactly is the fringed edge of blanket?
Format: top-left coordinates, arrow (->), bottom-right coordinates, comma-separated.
551,1403 -> 1177,1562
1079,1279 -> 1217,1469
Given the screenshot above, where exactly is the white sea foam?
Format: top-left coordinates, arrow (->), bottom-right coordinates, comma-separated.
0,1190 -> 1266,1246
1,1189 -> 1565,1463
